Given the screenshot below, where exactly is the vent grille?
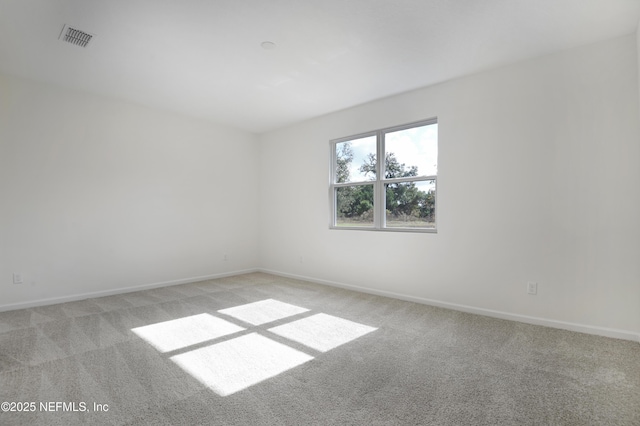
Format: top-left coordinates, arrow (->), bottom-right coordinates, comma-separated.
59,25 -> 93,48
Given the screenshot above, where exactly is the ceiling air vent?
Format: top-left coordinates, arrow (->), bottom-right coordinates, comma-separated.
59,24 -> 94,48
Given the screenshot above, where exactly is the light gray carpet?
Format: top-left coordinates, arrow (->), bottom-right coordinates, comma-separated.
0,272 -> 638,425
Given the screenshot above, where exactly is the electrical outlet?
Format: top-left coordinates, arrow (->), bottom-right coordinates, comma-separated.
223,253 -> 228,261
299,256 -> 304,263
13,273 -> 23,284
527,281 -> 537,295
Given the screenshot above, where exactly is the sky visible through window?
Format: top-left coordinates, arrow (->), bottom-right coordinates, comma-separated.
345,135 -> 376,182
345,123 -> 437,181
386,123 -> 438,177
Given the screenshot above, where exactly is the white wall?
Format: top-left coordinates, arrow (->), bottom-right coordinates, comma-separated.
258,34 -> 640,337
1,34 -> 638,340
637,21 -> 640,337
0,74 -> 259,308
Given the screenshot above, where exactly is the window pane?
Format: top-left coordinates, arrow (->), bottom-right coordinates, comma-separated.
335,185 -> 374,227
385,180 -> 435,228
385,123 -> 437,177
335,136 -> 377,183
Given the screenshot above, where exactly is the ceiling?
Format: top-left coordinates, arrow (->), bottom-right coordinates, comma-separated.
1,0 -> 639,133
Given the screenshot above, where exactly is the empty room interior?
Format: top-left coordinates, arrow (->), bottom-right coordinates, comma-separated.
1,1 -> 640,425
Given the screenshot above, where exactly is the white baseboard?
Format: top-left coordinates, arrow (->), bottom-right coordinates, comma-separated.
259,268 -> 640,344
2,267 -> 638,344
0,268 -> 258,312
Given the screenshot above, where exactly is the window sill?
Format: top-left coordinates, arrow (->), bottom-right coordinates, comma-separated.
329,226 -> 437,233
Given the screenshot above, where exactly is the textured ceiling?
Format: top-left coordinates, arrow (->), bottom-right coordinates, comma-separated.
1,0 -> 639,133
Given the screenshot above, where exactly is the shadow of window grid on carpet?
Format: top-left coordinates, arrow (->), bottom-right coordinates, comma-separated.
132,298 -> 377,396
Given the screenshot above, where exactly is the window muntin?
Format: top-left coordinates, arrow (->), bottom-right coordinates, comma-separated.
330,118 -> 437,232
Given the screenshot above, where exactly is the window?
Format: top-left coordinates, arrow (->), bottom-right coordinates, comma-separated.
330,118 -> 438,232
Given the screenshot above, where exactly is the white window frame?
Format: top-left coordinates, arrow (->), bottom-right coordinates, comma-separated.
329,118 -> 438,233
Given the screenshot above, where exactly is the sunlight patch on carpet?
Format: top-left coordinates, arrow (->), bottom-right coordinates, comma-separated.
132,299 -> 378,396
268,313 -> 377,352
218,299 -> 309,325
170,333 -> 314,396
132,313 -> 245,353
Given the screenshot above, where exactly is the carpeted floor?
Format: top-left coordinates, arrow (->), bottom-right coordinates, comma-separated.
0,272 -> 638,425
